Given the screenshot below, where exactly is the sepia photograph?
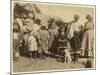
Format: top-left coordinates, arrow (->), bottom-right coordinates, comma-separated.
11,1 -> 96,74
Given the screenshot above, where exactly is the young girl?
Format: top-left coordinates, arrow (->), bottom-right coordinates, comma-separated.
57,28 -> 71,63
37,25 -> 50,59
28,32 -> 38,59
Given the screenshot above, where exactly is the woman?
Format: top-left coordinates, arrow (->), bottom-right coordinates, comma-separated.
13,21 -> 20,61
48,22 -> 59,57
81,14 -> 94,57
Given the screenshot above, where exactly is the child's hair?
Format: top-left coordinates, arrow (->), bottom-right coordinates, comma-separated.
41,26 -> 47,30
35,18 -> 41,25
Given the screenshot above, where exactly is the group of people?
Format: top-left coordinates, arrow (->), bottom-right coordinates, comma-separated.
13,11 -> 94,65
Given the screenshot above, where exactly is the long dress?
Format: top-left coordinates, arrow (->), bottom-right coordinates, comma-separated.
81,21 -> 94,57
13,22 -> 20,57
28,35 -> 37,51
48,28 -> 58,49
37,30 -> 50,53
48,28 -> 58,54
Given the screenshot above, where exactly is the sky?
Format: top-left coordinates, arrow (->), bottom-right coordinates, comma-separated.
36,3 -> 95,26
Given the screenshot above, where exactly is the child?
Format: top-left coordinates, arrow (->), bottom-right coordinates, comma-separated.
37,25 -> 50,59
28,32 -> 38,59
57,28 -> 71,63
70,31 -> 81,63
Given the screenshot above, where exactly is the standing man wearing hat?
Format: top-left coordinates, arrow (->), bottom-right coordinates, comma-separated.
67,14 -> 80,39
65,15 -> 81,63
65,14 -> 80,49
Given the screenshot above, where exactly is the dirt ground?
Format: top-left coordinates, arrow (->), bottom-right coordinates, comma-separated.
13,56 -> 88,73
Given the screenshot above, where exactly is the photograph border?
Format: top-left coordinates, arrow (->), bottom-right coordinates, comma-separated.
10,0 -> 96,74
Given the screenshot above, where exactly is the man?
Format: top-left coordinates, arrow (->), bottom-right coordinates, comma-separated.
67,14 -> 80,39
65,15 -> 80,51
